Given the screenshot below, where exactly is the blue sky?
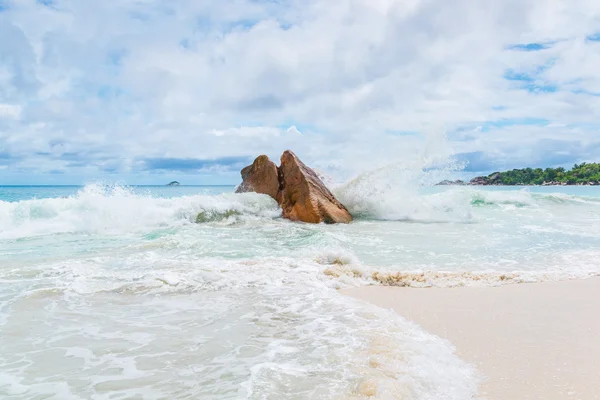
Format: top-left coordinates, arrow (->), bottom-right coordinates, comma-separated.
0,0 -> 600,184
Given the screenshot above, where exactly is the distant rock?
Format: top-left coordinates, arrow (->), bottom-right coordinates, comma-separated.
542,181 -> 563,186
167,181 -> 180,186
277,150 -> 352,224
436,180 -> 466,186
235,151 -> 352,224
469,176 -> 489,185
235,155 -> 279,200
468,173 -> 503,186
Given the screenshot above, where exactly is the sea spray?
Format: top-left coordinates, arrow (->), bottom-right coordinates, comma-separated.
332,131 -> 468,221
334,172 -> 473,222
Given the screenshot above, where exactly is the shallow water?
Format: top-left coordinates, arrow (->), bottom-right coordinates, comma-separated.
1,183 -> 599,399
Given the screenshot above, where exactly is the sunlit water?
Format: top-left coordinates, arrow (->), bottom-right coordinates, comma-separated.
1,183 -> 600,399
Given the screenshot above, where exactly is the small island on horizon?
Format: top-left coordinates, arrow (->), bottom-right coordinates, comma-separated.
439,162 -> 600,186
167,181 -> 180,186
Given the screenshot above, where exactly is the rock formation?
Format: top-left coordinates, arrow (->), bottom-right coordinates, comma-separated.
277,151 -> 352,223
469,176 -> 489,185
235,155 -> 280,200
236,151 -> 353,224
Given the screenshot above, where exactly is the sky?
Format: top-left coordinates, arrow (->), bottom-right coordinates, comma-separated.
0,0 -> 599,185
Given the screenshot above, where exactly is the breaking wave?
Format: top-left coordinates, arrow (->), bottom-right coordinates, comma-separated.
2,182 -> 600,240
331,158 -> 600,222
337,185 -> 600,223
0,184 -> 280,239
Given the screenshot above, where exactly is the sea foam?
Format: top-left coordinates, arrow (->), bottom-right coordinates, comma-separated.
0,184 -> 280,239
2,180 -> 600,399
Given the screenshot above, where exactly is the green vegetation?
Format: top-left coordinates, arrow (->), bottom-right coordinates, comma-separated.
481,163 -> 600,185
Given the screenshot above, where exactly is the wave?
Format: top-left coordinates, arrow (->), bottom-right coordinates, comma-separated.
470,189 -> 600,207
336,177 -> 600,221
329,154 -> 600,220
334,182 -> 474,224
11,244 -> 599,298
2,252 -> 479,400
2,182 -> 600,240
0,184 -> 280,239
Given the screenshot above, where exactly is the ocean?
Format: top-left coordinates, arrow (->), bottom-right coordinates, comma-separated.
1,183 -> 600,399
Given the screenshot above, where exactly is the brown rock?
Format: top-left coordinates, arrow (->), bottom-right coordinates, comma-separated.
235,155 -> 279,200
277,150 -> 352,224
469,176 -> 489,185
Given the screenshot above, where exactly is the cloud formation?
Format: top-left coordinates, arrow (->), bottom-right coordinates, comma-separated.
0,0 -> 599,184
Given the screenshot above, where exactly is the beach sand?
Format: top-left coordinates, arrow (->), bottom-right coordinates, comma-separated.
342,278 -> 600,400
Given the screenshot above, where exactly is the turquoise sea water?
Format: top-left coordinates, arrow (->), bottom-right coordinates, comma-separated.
0,185 -> 234,202
1,183 -> 600,399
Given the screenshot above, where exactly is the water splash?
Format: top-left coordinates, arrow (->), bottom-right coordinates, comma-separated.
0,183 -> 280,239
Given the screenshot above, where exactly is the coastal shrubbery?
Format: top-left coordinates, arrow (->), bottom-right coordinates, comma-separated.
482,163 -> 600,185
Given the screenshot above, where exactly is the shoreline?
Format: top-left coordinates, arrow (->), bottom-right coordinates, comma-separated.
342,278 -> 600,400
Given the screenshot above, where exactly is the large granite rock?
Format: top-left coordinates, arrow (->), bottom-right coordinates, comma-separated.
277,150 -> 352,224
236,151 -> 352,224
235,155 -> 279,200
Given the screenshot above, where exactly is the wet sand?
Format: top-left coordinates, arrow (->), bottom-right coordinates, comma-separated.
342,278 -> 600,400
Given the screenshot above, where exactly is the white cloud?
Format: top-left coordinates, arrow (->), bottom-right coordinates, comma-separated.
208,126 -> 281,138
0,0 -> 600,183
0,103 -> 21,119
286,126 -> 302,136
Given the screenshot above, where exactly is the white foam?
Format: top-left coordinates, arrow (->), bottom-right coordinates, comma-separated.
322,251 -> 600,288
0,184 -> 280,239
2,179 -> 600,399
0,253 -> 479,399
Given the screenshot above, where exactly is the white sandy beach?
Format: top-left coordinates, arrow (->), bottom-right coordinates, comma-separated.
343,278 -> 600,400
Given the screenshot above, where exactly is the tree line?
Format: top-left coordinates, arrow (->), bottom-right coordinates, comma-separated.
484,163 -> 600,185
